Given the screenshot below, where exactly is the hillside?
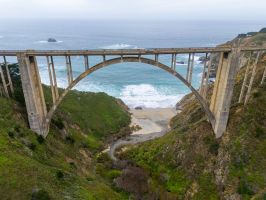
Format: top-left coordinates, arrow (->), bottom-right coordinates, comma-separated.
117,33 -> 266,199
0,68 -> 131,199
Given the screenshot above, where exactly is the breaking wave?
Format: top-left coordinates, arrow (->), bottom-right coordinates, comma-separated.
119,84 -> 183,108
100,43 -> 139,49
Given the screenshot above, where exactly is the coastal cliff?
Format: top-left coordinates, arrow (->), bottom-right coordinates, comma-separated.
0,30 -> 265,200
116,32 -> 266,199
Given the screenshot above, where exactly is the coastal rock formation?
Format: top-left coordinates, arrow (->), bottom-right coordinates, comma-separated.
47,38 -> 57,42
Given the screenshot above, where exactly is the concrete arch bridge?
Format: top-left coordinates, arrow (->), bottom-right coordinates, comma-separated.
0,45 -> 265,138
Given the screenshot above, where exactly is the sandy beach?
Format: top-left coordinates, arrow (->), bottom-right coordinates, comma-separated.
108,108 -> 177,160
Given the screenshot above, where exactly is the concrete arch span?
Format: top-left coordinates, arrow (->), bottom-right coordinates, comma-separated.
45,56 -> 216,131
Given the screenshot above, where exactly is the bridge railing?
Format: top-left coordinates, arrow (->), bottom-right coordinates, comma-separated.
0,45 -> 265,138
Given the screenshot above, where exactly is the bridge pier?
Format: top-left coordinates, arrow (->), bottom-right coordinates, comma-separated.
17,54 -> 48,137
210,47 -> 240,138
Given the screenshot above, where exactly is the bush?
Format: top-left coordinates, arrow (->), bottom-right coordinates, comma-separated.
28,143 -> 36,151
79,141 -> 89,149
8,131 -> 14,138
14,125 -> 20,133
65,136 -> 75,144
253,91 -> 262,98
69,162 -> 77,169
209,142 -> 220,156
52,117 -> 64,130
37,135 -> 45,144
237,179 -> 254,196
87,176 -> 94,182
203,135 -> 220,155
255,126 -> 265,138
31,189 -> 51,200
56,170 -> 64,180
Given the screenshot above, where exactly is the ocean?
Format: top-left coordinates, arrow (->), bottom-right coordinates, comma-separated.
0,19 -> 265,108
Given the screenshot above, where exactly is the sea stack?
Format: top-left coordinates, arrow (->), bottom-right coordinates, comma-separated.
47,38 -> 57,42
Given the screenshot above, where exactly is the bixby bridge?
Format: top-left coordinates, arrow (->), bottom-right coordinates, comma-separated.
0,44 -> 265,138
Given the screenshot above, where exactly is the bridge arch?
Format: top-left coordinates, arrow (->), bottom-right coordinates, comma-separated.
45,56 -> 215,129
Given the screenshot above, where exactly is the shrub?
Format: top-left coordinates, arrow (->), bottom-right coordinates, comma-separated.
14,125 -> 20,133
31,189 -> 51,200
86,176 -> 94,182
69,162 -> 77,169
237,179 -> 254,196
79,141 -> 89,149
253,91 -> 262,98
56,170 -> 64,179
255,126 -> 265,138
8,131 -> 14,138
65,136 -> 75,144
203,135 -> 220,155
209,142 -> 220,156
52,117 -> 64,130
28,143 -> 36,151
37,135 -> 45,144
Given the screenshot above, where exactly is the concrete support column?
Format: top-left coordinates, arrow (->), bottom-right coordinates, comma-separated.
210,47 -> 240,138
17,53 -> 48,137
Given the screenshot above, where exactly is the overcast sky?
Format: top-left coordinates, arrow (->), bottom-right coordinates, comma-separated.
0,0 -> 265,21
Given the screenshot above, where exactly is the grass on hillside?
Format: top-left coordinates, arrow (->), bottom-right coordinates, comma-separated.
120,55 -> 266,199
0,64 -> 131,199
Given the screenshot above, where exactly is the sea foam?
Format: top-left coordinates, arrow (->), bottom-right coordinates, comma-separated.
100,43 -> 139,49
119,84 -> 183,108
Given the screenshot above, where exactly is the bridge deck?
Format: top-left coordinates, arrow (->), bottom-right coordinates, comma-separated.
0,46 -> 265,56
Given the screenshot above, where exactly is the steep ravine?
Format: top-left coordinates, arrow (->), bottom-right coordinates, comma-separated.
114,37 -> 266,199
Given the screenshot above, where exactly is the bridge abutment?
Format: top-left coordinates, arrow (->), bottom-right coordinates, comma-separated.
17,53 -> 48,137
210,47 -> 240,138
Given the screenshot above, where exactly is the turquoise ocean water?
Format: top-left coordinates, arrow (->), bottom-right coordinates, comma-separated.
0,20 -> 265,108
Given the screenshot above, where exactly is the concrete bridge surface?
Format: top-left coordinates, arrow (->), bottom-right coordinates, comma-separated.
0,43 -> 265,138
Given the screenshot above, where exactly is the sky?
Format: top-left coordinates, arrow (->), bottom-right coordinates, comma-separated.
0,0 -> 265,21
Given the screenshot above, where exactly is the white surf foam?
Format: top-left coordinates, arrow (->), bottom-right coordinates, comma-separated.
100,43 -> 139,49
119,84 -> 183,108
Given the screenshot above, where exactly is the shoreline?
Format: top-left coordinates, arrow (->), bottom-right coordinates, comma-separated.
108,107 -> 178,161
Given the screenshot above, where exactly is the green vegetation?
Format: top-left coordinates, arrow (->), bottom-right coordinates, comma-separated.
120,43 -> 266,199
0,64 -> 131,199
43,87 -> 130,139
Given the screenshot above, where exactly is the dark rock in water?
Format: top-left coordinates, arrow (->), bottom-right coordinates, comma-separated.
176,61 -> 185,64
198,56 -> 210,62
135,106 -> 143,110
47,38 -> 57,42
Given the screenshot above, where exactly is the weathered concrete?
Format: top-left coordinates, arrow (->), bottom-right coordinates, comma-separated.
210,47 -> 241,138
17,54 -> 48,136
0,46 -> 265,138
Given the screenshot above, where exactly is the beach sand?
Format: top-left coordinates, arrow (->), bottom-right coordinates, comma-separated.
108,107 -> 178,160
130,108 -> 177,135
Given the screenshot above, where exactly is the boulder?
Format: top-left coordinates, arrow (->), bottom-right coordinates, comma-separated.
47,38 -> 57,42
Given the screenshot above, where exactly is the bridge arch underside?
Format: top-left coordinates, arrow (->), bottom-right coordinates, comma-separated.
46,56 -> 215,131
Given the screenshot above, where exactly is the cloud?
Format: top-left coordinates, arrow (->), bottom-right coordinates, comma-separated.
0,0 -> 265,20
